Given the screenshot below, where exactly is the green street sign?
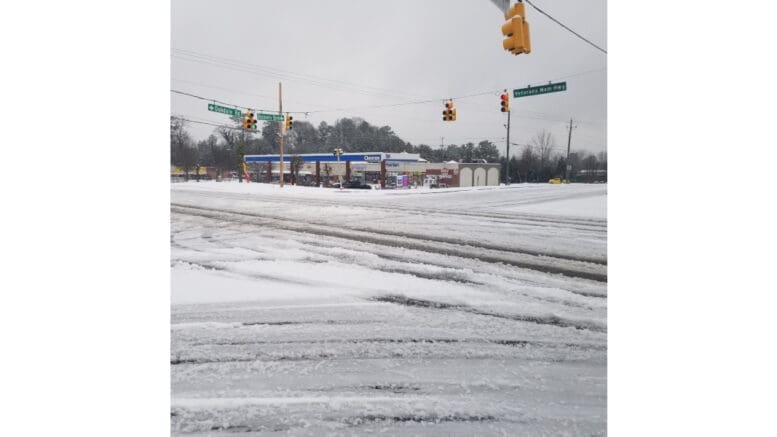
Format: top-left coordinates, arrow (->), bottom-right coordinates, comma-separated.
513,81 -> 567,98
207,103 -> 242,117
256,112 -> 285,122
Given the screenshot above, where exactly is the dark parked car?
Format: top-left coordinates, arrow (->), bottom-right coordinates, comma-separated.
344,181 -> 372,189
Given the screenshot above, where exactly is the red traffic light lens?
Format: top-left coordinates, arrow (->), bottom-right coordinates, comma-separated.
501,94 -> 507,100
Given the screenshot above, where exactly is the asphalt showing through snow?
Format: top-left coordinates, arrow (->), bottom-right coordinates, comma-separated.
170,183 -> 607,435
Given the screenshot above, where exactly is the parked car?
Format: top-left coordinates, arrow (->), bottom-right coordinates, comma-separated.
344,180 -> 372,189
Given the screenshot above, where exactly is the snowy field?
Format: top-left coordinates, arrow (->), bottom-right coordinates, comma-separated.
171,182 -> 607,435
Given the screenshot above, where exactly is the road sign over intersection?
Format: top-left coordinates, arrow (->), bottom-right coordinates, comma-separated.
207,103 -> 242,117
513,82 -> 567,98
256,112 -> 285,122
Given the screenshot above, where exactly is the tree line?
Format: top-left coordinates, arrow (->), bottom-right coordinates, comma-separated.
171,116 -> 606,182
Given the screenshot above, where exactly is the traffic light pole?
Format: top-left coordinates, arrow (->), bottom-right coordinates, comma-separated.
505,109 -> 511,185
565,118 -> 574,183
278,82 -> 284,188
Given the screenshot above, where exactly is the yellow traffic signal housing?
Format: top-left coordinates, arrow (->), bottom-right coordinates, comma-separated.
443,101 -> 456,121
243,112 -> 252,129
505,1 -> 526,20
501,1 -> 531,55
500,93 -> 510,112
522,19 -> 531,54
285,115 -> 293,130
502,17 -> 529,54
243,112 -> 258,130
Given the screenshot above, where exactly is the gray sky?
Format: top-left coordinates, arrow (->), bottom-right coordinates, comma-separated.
171,0 -> 607,156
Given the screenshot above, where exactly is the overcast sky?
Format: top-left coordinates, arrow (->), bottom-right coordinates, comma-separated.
171,0 -> 607,156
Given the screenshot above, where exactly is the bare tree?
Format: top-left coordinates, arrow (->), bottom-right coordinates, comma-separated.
217,116 -> 255,178
170,117 -> 197,180
583,154 -> 599,182
530,130 -> 556,179
519,145 -> 536,182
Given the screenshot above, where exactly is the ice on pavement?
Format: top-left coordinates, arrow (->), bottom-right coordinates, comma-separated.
171,182 -> 607,435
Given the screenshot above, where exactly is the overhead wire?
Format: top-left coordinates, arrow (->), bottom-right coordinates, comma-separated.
171,86 -> 607,131
171,89 -> 305,114
172,48 -> 428,100
524,0 -> 607,54
171,77 -> 338,110
172,51 -> 606,121
172,115 -> 507,146
172,48 -> 424,98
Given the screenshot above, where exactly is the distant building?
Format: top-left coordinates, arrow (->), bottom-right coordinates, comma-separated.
243,152 -> 501,188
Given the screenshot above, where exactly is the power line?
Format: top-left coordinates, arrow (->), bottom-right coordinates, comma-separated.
171,49 -> 605,115
303,90 -> 501,114
172,48 -> 424,98
172,51 -> 605,119
171,87 -> 504,115
171,77 -> 337,110
172,87 -> 601,128
172,81 -> 606,126
524,0 -> 607,54
549,67 -> 606,83
171,78 -> 275,100
172,115 -> 506,145
172,48 -> 428,101
171,89 -> 305,114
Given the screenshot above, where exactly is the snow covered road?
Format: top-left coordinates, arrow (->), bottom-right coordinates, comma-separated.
171,182 -> 607,435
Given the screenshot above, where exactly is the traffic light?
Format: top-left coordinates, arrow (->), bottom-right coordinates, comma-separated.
242,112 -> 251,129
285,115 -> 293,130
333,148 -> 342,158
501,1 -> 531,55
500,93 -> 510,112
243,111 -> 257,130
442,101 -> 456,121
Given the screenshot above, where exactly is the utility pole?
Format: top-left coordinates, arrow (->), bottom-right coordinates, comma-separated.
278,82 -> 284,188
565,118 -> 575,183
505,107 -> 512,185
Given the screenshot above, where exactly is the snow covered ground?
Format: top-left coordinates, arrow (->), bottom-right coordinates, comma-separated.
171,182 -> 607,435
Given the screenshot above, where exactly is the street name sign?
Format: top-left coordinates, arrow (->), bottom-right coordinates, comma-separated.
207,103 -> 242,117
513,82 -> 567,98
256,112 -> 285,122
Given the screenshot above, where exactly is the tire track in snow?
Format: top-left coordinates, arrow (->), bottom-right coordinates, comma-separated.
170,197 -> 606,261
171,204 -> 607,282
186,336 -> 607,351
176,189 -> 607,231
171,211 -> 607,301
371,295 -> 606,333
